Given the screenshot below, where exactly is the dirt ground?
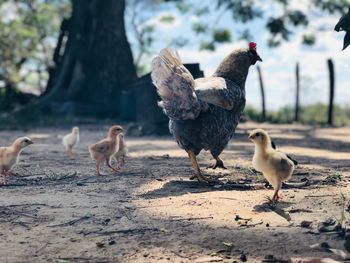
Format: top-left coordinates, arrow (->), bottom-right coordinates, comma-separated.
0,122 -> 349,263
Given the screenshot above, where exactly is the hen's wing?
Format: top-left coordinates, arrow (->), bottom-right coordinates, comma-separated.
194,77 -> 242,111
151,48 -> 201,120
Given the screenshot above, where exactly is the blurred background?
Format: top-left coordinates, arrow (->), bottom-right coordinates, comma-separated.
0,0 -> 349,131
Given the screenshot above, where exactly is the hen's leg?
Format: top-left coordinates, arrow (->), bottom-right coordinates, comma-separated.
187,151 -> 214,183
208,155 -> 227,169
106,159 -> 119,173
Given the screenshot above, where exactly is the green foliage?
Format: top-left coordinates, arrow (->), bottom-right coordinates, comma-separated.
244,103 -> 350,126
0,0 -> 70,101
159,14 -> 175,23
200,41 -> 216,51
302,34 -> 316,45
334,7 -> 350,50
213,29 -> 231,43
192,22 -> 208,34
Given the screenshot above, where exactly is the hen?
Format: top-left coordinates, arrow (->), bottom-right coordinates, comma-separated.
0,137 -> 34,184
151,42 -> 262,182
89,125 -> 124,175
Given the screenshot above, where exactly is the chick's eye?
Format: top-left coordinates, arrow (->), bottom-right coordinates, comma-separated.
256,133 -> 260,137
24,139 -> 28,142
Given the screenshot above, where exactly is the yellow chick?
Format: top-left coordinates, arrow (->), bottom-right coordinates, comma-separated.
89,125 -> 124,175
0,137 -> 34,184
62,127 -> 80,157
249,129 -> 295,202
113,133 -> 127,170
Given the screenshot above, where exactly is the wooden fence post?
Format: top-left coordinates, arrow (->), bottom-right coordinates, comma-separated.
257,65 -> 266,122
294,62 -> 300,122
327,59 -> 335,126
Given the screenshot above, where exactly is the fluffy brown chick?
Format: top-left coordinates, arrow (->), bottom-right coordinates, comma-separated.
249,129 -> 295,202
0,137 -> 34,184
113,133 -> 127,170
89,125 -> 124,175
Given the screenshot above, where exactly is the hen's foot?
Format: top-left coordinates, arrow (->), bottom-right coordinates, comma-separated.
190,172 -> 216,183
207,159 -> 227,169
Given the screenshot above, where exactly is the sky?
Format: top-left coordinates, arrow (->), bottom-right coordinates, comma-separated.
131,0 -> 350,111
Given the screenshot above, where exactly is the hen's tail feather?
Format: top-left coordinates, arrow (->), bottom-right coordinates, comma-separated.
151,48 -> 202,120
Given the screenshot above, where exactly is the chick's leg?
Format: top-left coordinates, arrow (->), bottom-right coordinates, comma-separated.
68,147 -> 74,158
106,159 -> 119,173
207,155 -> 227,169
96,163 -> 102,176
2,170 -> 9,185
272,182 -> 282,202
188,151 -> 213,183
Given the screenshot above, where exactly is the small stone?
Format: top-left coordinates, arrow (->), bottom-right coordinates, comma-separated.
300,220 -> 312,228
320,242 -> 330,249
239,253 -> 247,262
108,240 -> 116,245
96,242 -> 104,248
195,256 -> 223,262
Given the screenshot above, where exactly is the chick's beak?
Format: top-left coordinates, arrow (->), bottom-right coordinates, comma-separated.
28,140 -> 34,145
248,134 -> 255,141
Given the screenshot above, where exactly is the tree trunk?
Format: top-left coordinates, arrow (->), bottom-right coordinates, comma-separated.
327,59 -> 335,126
294,62 -> 300,122
42,0 -> 137,116
256,65 -> 266,122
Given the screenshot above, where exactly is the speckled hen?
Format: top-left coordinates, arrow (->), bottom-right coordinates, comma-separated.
151,43 -> 262,182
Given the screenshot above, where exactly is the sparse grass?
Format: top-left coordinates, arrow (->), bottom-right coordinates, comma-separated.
325,170 -> 343,183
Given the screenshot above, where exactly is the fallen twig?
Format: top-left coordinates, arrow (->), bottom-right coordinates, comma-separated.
305,194 -> 335,198
169,216 -> 213,222
288,208 -> 312,213
239,221 -> 264,228
283,180 -> 310,189
47,215 -> 92,228
81,227 -> 159,236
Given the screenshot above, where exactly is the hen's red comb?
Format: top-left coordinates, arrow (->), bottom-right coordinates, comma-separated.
249,42 -> 257,50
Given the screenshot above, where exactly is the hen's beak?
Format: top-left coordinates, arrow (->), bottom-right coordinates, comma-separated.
257,55 -> 263,62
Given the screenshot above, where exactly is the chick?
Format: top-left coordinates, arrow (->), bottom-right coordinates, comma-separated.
62,127 -> 80,157
271,141 -> 298,165
89,125 -> 124,175
113,133 -> 127,170
249,129 -> 295,202
0,137 -> 34,184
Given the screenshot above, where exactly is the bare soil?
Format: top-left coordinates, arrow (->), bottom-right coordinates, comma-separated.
0,122 -> 349,263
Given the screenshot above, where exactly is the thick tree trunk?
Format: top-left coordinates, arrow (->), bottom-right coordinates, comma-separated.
327,59 -> 335,126
43,0 -> 137,116
256,65 -> 266,122
294,62 -> 300,122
